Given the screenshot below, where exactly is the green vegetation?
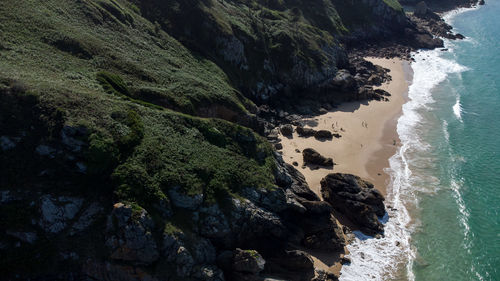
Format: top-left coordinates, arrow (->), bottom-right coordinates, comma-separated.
383,0 -> 404,12
0,0 -> 276,231
0,0 -> 406,276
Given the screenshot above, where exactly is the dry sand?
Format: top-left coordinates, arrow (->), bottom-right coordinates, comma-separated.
280,58 -> 410,197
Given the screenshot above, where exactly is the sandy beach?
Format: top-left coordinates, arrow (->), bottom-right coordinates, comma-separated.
280,58 -> 410,197
279,58 -> 411,276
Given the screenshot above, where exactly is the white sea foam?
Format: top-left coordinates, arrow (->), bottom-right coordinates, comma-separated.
450,179 -> 470,239
453,98 -> 463,121
340,48 -> 468,281
442,4 -> 481,23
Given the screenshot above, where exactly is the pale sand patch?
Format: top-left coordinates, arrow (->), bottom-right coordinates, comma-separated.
280,58 -> 410,198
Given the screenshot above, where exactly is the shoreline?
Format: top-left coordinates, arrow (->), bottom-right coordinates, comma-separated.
278,57 -> 412,276
279,58 -> 410,198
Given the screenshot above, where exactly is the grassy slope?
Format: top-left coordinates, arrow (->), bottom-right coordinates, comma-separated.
0,0 -> 253,116
0,0 -> 275,225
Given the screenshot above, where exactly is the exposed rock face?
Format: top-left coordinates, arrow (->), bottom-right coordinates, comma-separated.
321,173 -> 386,235
105,203 -> 159,265
70,202 -> 103,234
168,185 -> 204,210
38,195 -> 83,233
162,231 -> 222,279
330,69 -> 356,92
302,148 -> 334,167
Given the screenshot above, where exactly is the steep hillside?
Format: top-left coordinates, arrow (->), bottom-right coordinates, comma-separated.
135,0 -> 408,102
0,0 -> 410,280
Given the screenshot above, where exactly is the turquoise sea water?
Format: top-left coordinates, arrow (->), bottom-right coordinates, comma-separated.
411,3 -> 500,280
340,2 -> 499,280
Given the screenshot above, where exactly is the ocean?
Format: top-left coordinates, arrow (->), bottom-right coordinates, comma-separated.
340,2 -> 500,280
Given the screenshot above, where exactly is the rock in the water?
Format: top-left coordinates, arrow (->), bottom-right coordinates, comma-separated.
320,173 -> 386,235
314,130 -> 333,140
280,124 -> 294,137
302,148 -> 333,167
414,33 -> 444,49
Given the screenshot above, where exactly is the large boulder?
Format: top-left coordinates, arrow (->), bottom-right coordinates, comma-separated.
314,130 -> 333,140
302,148 -> 334,167
320,173 -> 386,235
280,124 -> 294,137
105,203 -> 159,265
296,126 -> 316,137
300,213 -> 346,252
331,69 -> 356,91
232,249 -> 265,274
414,33 -> 444,49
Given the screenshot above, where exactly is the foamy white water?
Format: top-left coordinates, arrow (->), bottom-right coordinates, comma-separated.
340,49 -> 468,281
453,98 -> 463,121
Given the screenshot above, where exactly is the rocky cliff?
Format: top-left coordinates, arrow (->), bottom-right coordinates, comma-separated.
0,0 -> 467,280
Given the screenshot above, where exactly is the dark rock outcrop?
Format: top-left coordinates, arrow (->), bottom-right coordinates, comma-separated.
296,126 -> 316,137
320,173 -> 386,235
314,130 -> 333,140
330,69 -> 356,92
302,148 -> 334,167
280,124 -> 294,137
105,203 -> 159,265
233,249 -> 266,274
266,250 -> 315,281
413,33 -> 444,49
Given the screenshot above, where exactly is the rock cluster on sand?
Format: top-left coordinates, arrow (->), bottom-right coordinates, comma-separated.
280,124 -> 294,137
320,173 -> 386,235
302,148 -> 334,167
296,126 -> 316,137
296,126 -> 336,140
314,130 -> 333,140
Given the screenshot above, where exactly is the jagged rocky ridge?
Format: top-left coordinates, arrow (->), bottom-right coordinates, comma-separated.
0,0 -> 477,280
